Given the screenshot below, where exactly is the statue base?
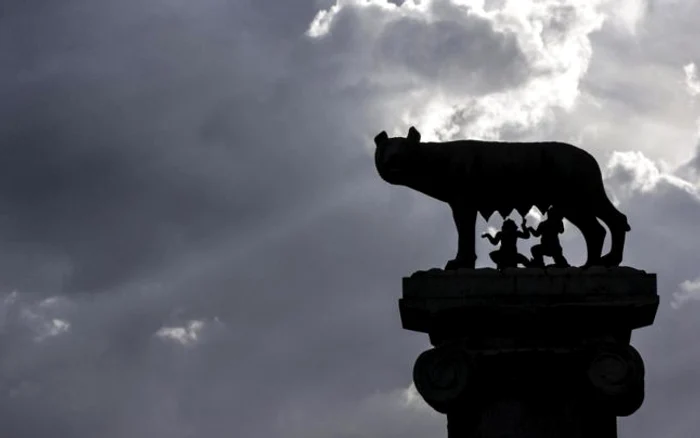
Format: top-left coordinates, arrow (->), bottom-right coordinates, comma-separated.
401,267 -> 658,438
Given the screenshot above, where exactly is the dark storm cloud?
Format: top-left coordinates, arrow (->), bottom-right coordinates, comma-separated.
0,0 -> 341,294
0,0 -> 389,434
3,0 -> 700,437
0,0 -> 525,428
0,0 -> 449,436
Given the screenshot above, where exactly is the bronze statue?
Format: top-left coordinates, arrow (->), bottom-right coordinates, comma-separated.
374,126 -> 630,269
481,218 -> 531,269
524,206 -> 570,268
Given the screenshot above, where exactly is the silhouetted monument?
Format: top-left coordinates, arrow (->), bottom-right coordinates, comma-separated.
374,127 -> 659,438
374,127 -> 630,270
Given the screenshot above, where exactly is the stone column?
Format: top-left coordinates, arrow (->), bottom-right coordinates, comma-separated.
400,267 -> 658,438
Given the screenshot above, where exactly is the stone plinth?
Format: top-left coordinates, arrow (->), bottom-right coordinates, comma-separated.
401,267 -> 658,438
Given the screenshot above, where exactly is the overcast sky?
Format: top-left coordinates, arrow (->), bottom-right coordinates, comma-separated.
1,0 -> 700,436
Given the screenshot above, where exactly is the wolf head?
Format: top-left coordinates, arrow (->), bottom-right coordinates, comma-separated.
374,126 -> 422,185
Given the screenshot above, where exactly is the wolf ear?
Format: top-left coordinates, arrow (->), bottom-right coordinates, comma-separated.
374,131 -> 388,145
407,126 -> 421,143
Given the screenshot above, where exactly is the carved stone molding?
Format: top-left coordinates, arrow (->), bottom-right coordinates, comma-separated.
585,342 -> 645,416
413,345 -> 473,413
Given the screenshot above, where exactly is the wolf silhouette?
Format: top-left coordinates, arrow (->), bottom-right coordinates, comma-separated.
374,126 -> 629,269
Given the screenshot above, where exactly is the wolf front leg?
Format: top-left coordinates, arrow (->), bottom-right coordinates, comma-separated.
445,203 -> 477,270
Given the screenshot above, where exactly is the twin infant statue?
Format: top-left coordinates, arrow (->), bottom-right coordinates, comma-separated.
483,206 -> 569,270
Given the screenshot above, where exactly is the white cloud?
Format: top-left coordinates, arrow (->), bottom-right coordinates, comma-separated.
155,319 -> 209,346
605,150 -> 698,199
0,291 -> 72,341
598,0 -> 647,35
30,317 -> 70,342
672,277 -> 700,309
684,62 -> 700,97
153,316 -> 227,348
305,0 -> 615,140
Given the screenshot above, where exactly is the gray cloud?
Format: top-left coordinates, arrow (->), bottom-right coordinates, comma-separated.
0,0 -> 345,294
376,11 -> 529,94
2,0 -> 700,437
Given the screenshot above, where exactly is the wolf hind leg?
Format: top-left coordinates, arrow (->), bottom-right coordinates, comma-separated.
562,209 -> 606,267
596,196 -> 630,267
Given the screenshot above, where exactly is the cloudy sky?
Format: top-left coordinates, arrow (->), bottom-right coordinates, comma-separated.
1,0 -> 700,436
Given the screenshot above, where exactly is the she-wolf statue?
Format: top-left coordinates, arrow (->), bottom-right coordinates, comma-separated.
374,126 -> 630,270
